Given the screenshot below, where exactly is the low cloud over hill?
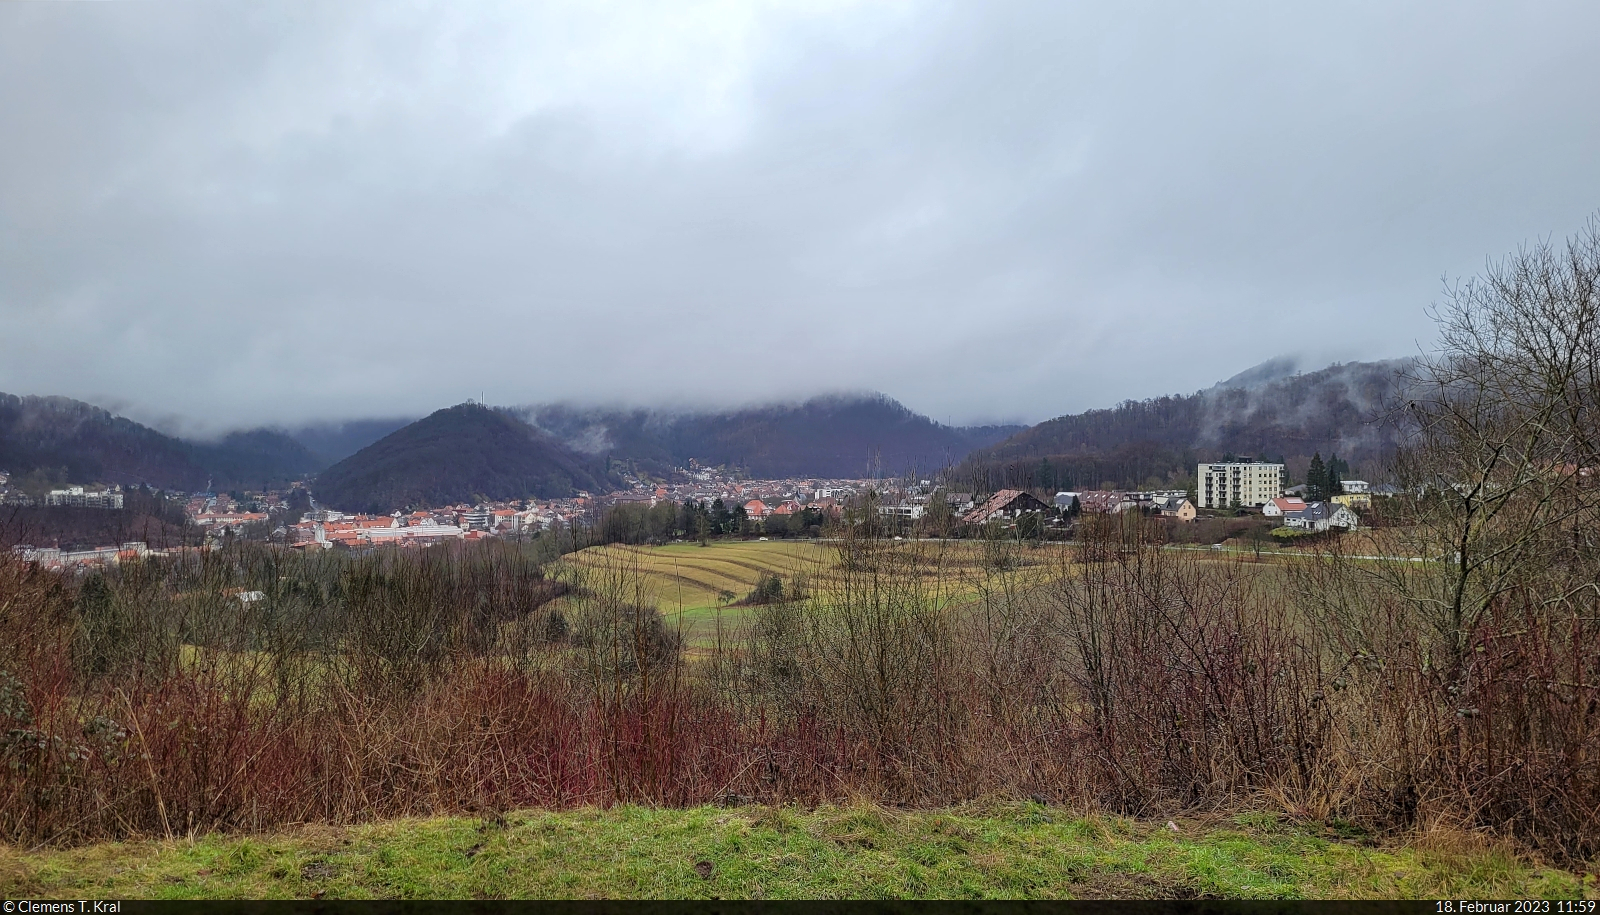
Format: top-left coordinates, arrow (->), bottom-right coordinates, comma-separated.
958,358 -> 1413,491
519,394 -> 1022,480
0,392 -> 323,492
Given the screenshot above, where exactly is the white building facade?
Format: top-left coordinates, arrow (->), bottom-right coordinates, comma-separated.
1197,461 -> 1284,509
46,486 -> 123,509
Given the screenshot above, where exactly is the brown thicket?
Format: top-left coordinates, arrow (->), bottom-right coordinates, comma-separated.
1292,218 -> 1600,857
0,517 -> 1594,857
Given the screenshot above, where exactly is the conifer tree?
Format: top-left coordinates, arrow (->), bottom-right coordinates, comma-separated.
1307,452 -> 1328,502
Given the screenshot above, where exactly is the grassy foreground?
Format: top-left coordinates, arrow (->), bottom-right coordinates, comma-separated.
3,804 -> 1592,900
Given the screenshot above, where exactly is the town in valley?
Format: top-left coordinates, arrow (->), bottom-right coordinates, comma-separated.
2,455 -> 1388,570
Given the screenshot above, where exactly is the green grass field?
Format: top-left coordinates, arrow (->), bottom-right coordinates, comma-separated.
556,541 -> 830,647
555,539 -> 1068,649
3,804 -> 1589,900
564,540 -> 829,613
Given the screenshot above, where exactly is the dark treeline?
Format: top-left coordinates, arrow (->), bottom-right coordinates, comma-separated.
952,440 -> 1196,494
595,499 -> 828,546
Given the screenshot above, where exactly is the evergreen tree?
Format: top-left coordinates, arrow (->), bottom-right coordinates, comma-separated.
678,500 -> 700,537
710,498 -> 731,535
1326,452 -> 1343,498
1307,452 -> 1327,502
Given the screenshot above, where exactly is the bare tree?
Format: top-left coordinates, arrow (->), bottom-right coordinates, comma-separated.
1296,217 -> 1600,850
1333,218 -> 1600,671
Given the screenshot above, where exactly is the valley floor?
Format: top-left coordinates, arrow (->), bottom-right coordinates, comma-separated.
3,803 -> 1591,900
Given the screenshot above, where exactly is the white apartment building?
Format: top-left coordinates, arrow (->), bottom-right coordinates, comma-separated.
1197,461 -> 1284,509
46,486 -> 124,509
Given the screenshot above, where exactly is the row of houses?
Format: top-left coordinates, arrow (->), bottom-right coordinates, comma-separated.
881,466 -> 1386,532
742,498 -> 810,520
1054,490 -> 1196,520
12,541 -> 152,569
1263,497 -> 1361,531
285,501 -> 591,549
959,489 -> 1205,525
303,520 -> 472,550
867,488 -> 1202,526
195,510 -> 270,534
292,512 -> 471,549
961,490 -> 1051,524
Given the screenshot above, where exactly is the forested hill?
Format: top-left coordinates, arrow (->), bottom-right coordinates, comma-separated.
520,393 -> 1023,479
0,393 -> 324,492
312,403 -> 613,512
956,358 -> 1411,491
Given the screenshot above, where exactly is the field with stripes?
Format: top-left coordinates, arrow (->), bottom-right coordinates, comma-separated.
556,541 -> 829,642
554,539 -> 1068,648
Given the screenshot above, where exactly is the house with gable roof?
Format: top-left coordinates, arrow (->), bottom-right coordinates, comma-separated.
1262,496 -> 1307,518
1283,501 -> 1359,531
961,489 -> 1050,525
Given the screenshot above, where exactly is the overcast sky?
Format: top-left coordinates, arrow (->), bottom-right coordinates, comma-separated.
3,2 -> 1598,434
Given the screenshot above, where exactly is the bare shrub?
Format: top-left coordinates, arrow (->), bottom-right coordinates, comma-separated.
743,529 -> 974,801
1293,218 -> 1600,858
1047,519 -> 1330,814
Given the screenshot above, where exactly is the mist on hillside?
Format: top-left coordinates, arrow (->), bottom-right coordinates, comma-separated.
1195,358 -> 1413,463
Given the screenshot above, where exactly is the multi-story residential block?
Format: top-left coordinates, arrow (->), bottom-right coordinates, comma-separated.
1197,461 -> 1284,509
46,486 -> 124,509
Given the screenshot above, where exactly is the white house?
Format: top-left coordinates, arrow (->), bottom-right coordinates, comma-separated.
1283,501 -> 1359,531
1262,496 -> 1306,518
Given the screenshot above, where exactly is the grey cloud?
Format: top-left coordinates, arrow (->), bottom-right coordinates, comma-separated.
2,1 -> 1598,434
